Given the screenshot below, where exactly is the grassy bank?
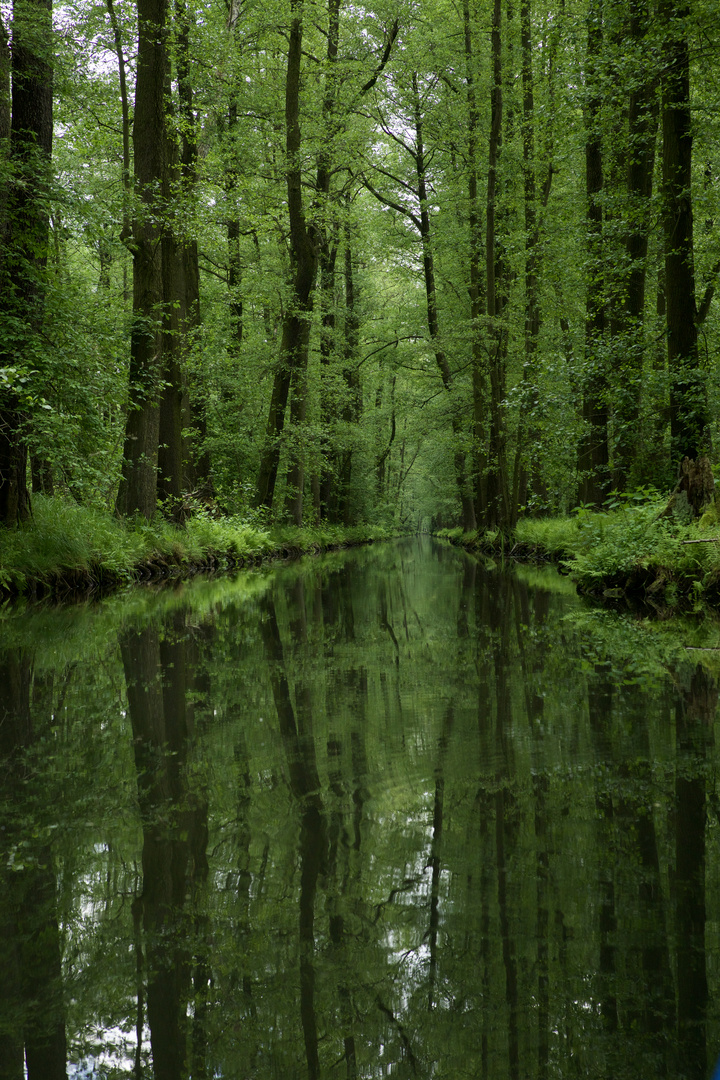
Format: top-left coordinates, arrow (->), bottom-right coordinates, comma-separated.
440,495 -> 720,609
0,495 -> 397,600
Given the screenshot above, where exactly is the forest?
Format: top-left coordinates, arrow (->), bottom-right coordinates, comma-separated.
1,0 -> 719,536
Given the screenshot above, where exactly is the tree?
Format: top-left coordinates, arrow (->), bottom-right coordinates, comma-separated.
114,0 -> 168,517
0,0 -> 53,526
660,0 -> 707,466
577,0 -> 610,509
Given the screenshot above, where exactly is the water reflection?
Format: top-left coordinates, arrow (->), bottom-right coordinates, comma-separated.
0,538 -> 718,1078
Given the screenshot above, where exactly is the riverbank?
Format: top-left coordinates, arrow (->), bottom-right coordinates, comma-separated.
0,495 -> 397,601
441,496 -> 720,610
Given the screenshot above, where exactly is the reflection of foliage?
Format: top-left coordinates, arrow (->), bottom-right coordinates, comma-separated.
0,539 -> 718,1077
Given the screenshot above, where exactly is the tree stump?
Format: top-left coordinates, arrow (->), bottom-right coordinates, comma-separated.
659,455 -> 715,520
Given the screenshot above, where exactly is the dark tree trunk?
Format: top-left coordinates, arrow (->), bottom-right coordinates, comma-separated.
255,0 -> 319,519
612,0 -> 658,489
513,0 -> 546,513
116,0 -> 168,518
660,0 -> 707,465
463,0 -> 489,526
0,0 -> 52,526
577,0 -> 609,508
674,665 -> 713,1080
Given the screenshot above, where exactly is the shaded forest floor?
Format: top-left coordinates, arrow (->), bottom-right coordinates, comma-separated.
0,495 -> 397,601
442,496 -> 720,613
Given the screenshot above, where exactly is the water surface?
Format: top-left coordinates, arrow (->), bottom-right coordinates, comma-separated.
1,537 -> 718,1078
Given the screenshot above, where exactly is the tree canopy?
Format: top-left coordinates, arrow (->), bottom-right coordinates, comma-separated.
1,0 -> 719,530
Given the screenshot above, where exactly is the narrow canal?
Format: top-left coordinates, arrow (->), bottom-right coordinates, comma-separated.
0,537 -> 718,1078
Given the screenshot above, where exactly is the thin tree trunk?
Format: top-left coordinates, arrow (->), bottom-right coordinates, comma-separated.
577,0 -> 609,508
412,73 -> 476,533
463,0 -> 489,526
513,0 -> 545,514
486,0 -> 511,529
338,224 -> 362,525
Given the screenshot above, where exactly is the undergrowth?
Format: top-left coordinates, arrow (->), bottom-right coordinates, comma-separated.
0,495 -> 397,597
441,495 -> 720,606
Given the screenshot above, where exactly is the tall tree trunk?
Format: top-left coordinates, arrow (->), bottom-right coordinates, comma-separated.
463,0 -> 488,526
0,0 -> 52,526
612,0 -> 658,489
225,99 -> 243,354
337,224 -> 362,526
412,74 -> 476,533
116,0 -> 168,517
176,0 -> 210,496
577,0 -> 609,508
486,0 -> 511,529
316,237 -> 339,519
660,0 -> 707,466
513,0 -> 545,513
157,82 -> 188,521
255,0 -> 318,519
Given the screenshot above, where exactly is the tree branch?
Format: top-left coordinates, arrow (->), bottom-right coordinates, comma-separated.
359,18 -> 399,96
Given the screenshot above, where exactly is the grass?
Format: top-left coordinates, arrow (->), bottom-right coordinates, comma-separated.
0,495 -> 398,599
441,494 -> 720,609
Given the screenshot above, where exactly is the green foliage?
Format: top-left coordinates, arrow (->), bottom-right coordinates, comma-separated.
0,494 -> 400,596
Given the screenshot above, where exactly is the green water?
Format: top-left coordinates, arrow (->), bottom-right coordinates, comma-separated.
1,536 -> 719,1078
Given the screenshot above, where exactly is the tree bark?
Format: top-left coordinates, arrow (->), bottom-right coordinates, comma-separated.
485,0 -> 512,529
660,0 -> 707,465
255,0 -> 319,519
513,0 -> 546,513
176,0 -> 209,496
412,73 -> 476,533
612,0 -> 658,489
577,0 -> 609,508
0,0 -> 53,526
463,0 -> 489,526
116,0 -> 168,517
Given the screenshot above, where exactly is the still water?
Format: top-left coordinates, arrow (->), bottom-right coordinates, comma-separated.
1,537 -> 719,1079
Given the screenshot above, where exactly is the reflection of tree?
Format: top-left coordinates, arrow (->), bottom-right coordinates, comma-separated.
260,591 -> 326,1078
674,664 -> 715,1080
427,704 -> 452,1012
490,578 -> 519,1080
587,663 -> 619,1041
0,650 -> 67,1080
586,654 -> 678,1077
121,612 -> 209,1080
514,578 -> 550,1080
